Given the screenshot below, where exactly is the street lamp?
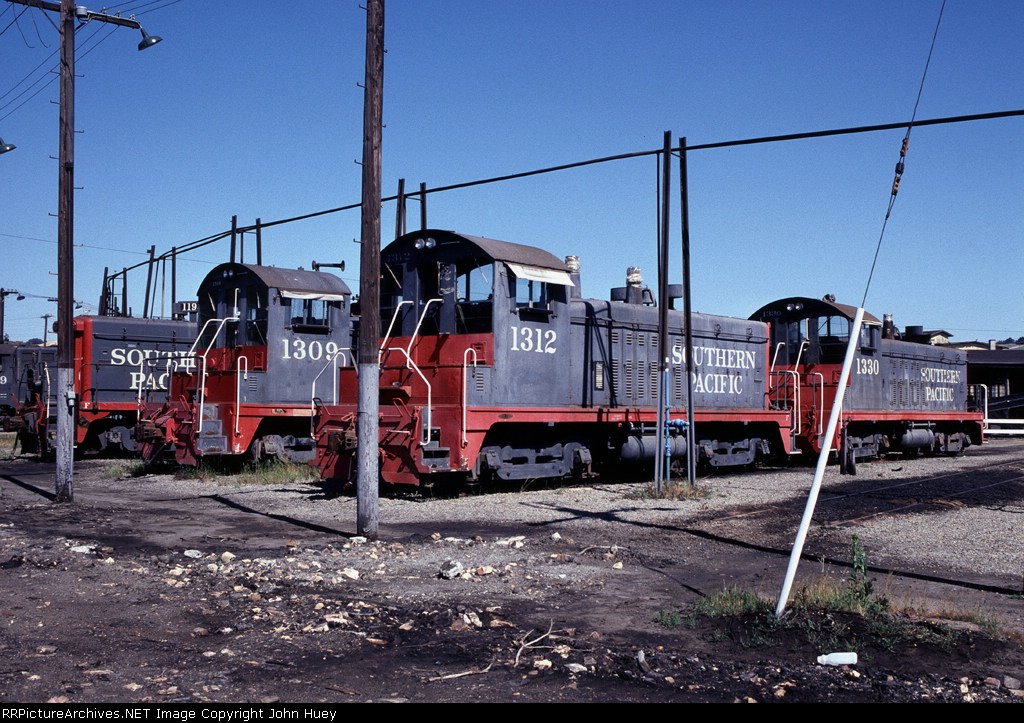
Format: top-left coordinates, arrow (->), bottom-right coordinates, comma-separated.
0,138 -> 14,155
0,289 -> 26,342
8,0 -> 163,502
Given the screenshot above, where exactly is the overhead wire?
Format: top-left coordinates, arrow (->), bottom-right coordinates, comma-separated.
861,0 -> 947,308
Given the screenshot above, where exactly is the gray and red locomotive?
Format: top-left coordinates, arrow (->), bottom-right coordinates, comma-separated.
315,229 -> 800,487
2,315 -> 196,456
313,230 -> 982,488
135,263 -> 354,466
750,296 -> 982,474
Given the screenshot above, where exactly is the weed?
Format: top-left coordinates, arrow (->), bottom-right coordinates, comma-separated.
175,459 -> 318,486
628,480 -> 711,501
654,610 -> 684,629
103,459 -> 148,479
694,585 -> 773,617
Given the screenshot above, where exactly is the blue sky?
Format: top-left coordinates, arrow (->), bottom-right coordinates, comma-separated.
1,0 -> 1021,344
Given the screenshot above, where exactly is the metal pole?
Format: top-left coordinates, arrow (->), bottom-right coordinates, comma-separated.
654,131 -> 671,492
394,178 -> 405,240
256,218 -> 263,265
98,269 -> 109,316
171,247 -> 177,309
230,215 -> 237,263
142,245 -> 156,319
678,137 -> 696,487
356,0 -> 384,538
55,0 -> 76,502
419,182 -> 427,230
121,267 -> 128,317
0,290 -> 7,342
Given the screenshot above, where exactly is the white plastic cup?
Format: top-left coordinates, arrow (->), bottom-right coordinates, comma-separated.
817,652 -> 858,666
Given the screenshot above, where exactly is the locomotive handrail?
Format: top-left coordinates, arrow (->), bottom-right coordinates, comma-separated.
406,298 -> 442,359
812,372 -> 825,437
309,348 -> 352,435
793,340 -> 809,370
43,364 -> 52,432
235,355 -> 248,437
378,301 -> 413,364
770,342 -> 785,376
462,347 -> 478,448
775,369 -> 801,435
193,316 -> 236,434
382,345 -> 432,446
976,383 -> 989,430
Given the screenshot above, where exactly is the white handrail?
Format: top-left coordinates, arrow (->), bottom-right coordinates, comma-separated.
235,355 -> 248,436
194,316 -> 236,434
43,364 -> 52,431
769,342 -> 785,376
776,369 -> 801,436
977,383 -> 989,430
462,347 -> 478,447
406,298 -> 441,359
378,300 -> 413,364
383,346 -> 432,445
793,339 -> 809,370
309,348 -> 352,435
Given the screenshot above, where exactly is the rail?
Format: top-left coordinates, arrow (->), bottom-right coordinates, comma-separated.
983,420 -> 1024,436
462,347 -> 478,447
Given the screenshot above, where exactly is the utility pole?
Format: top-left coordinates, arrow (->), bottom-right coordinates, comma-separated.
357,0 -> 384,537
8,0 -> 162,502
55,0 -> 77,502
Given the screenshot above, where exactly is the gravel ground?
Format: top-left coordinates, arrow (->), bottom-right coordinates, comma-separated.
1,438 -> 1023,703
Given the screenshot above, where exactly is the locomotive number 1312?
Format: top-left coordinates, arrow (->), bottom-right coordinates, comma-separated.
509,326 -> 557,354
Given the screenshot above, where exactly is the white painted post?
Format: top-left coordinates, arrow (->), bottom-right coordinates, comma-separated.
775,307 -> 865,617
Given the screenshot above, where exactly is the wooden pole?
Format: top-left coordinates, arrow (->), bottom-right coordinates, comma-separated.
356,0 -> 384,538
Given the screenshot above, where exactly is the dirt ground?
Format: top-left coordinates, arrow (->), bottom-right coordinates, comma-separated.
1,444 -> 1024,704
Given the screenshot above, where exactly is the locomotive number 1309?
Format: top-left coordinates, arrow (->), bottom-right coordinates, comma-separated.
509,326 -> 557,354
282,339 -> 343,361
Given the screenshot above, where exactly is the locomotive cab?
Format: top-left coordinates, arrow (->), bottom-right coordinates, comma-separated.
139,263 -> 353,466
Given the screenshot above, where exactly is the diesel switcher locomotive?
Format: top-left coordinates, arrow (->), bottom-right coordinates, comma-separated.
314,229 -> 798,488
751,296 -> 983,474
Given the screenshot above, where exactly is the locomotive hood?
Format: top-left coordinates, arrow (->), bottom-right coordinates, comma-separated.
749,297 -> 882,326
201,263 -> 352,301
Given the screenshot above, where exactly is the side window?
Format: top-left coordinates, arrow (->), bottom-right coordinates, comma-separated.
454,261 -> 494,334
818,315 -> 852,363
245,286 -> 268,345
288,297 -> 336,335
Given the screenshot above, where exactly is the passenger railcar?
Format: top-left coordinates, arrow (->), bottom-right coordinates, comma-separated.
136,263 -> 354,466
750,296 -> 984,473
315,229 -> 797,488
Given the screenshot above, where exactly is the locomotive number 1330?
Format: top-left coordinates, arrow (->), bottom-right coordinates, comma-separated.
509,326 -> 557,354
